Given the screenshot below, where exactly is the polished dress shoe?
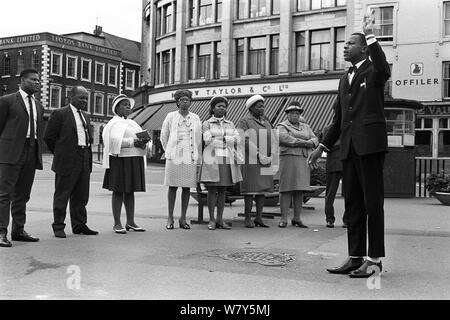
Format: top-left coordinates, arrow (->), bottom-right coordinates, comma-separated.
54,230 -> 67,238
12,231 -> 40,242
327,257 -> 364,275
326,221 -> 335,228
349,260 -> 383,278
73,226 -> 99,236
113,227 -> 127,234
292,220 -> 308,229
126,224 -> 146,232
254,220 -> 269,228
0,234 -> 12,248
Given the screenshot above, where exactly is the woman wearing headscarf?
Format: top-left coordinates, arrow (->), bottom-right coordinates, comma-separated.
161,89 -> 202,230
200,96 -> 243,231
102,94 -> 151,234
277,101 -> 319,228
237,95 -> 275,228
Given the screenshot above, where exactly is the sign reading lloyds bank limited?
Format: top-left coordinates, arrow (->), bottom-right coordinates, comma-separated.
149,79 -> 340,102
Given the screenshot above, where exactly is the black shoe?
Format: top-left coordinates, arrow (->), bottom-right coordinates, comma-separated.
254,220 -> 270,228
126,225 -> 146,232
216,222 -> 231,230
0,234 -> 12,248
349,260 -> 383,278
11,231 -> 40,242
292,220 -> 308,229
179,221 -> 191,230
73,226 -> 98,236
326,221 -> 335,228
54,230 -> 67,238
278,221 -> 288,228
327,257 -> 364,275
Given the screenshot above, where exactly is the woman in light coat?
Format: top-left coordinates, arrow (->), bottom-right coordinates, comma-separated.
277,101 -> 319,228
200,96 -> 243,230
161,90 -> 202,230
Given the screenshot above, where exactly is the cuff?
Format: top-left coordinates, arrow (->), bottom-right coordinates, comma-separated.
319,143 -> 330,152
366,34 -> 377,46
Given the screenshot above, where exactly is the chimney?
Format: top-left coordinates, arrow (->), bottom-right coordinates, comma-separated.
93,25 -> 103,36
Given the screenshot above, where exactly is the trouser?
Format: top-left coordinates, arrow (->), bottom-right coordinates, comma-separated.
0,141 -> 37,235
342,144 -> 385,258
325,171 -> 347,224
52,148 -> 91,232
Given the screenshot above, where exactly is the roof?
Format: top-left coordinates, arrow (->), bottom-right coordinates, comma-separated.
64,31 -> 141,63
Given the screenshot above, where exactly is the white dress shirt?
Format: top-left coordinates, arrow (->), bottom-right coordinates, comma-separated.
19,89 -> 37,139
70,104 -> 88,147
348,59 -> 367,85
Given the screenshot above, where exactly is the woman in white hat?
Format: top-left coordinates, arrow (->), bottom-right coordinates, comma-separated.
277,101 -> 318,229
236,95 -> 275,228
102,94 -> 151,234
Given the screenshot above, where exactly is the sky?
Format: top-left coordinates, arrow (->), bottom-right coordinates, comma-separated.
0,0 -> 143,42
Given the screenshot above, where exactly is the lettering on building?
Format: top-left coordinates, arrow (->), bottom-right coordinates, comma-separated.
394,79 -> 439,87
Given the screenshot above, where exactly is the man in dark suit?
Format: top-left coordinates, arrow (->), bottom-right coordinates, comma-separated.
320,124 -> 347,229
44,86 -> 98,238
0,69 -> 44,247
309,13 -> 391,278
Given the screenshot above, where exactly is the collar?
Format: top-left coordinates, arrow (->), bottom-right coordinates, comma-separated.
209,116 -> 229,123
70,104 -> 83,114
19,89 -> 34,101
353,59 -> 367,70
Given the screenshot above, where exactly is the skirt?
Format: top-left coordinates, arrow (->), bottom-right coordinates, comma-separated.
279,155 -> 311,193
204,163 -> 233,188
164,160 -> 197,188
240,164 -> 274,195
103,156 -> 146,193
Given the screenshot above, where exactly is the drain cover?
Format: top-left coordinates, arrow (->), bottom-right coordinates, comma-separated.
220,251 -> 295,267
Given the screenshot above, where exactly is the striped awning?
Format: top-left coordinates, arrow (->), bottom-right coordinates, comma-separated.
129,93 -> 337,133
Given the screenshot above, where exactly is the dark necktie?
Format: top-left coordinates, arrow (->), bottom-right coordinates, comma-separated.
27,95 -> 36,148
77,109 -> 90,147
348,65 -> 358,74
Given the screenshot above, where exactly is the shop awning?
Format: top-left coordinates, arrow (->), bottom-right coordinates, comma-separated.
130,93 -> 337,133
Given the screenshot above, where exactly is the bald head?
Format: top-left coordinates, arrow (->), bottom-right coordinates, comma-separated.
70,86 -> 89,111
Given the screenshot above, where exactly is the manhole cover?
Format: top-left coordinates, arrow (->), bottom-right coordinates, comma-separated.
220,251 -> 295,267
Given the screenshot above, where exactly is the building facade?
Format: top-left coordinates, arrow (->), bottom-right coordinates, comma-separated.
135,0 -> 450,162
0,29 -> 141,150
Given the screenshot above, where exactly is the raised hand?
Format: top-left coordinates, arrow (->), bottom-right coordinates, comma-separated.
362,8 -> 376,36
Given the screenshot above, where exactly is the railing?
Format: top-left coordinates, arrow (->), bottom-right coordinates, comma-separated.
415,157 -> 449,198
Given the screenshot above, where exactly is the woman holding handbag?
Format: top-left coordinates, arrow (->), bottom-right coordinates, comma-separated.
277,101 -> 319,229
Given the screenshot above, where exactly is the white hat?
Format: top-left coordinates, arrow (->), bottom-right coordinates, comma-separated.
112,94 -> 135,116
246,95 -> 265,110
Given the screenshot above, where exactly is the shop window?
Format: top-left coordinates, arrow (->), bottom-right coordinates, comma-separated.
415,130 -> 433,157
438,130 -> 450,157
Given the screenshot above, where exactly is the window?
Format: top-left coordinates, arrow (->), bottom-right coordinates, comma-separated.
301,0 -> 346,11
335,27 -> 346,70
249,37 -> 266,75
107,94 -> 116,116
236,39 -> 245,77
444,62 -> 450,99
272,0 -> 280,14
370,6 -> 394,42
32,51 -> 40,71
250,0 -> 267,18
108,65 -> 118,87
162,51 -> 171,84
310,29 -> 331,70
155,54 -> 161,85
187,46 -> 195,80
2,54 -> 11,76
438,130 -> 450,157
17,52 -> 25,75
213,42 -> 221,79
237,0 -> 248,19
66,55 -> 78,79
65,86 -> 72,105
385,64 -> 393,98
189,0 -> 197,26
51,52 -> 63,76
270,35 -> 279,75
94,93 -> 104,115
296,32 -> 306,72
95,62 -> 105,84
198,43 -> 211,79
126,69 -> 136,90
444,2 -> 450,36
297,0 -> 308,11
415,119 -> 433,157
199,0 -> 213,25
217,0 -> 223,22
49,86 -> 62,109
337,0 -> 346,5
81,58 -> 92,81
164,3 -> 173,34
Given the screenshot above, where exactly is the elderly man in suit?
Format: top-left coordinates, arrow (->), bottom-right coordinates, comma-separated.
44,86 -> 98,238
309,12 -> 391,278
0,69 -> 44,248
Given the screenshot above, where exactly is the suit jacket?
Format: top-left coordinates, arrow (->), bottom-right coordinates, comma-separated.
322,41 -> 391,160
0,92 -> 44,169
44,105 -> 93,175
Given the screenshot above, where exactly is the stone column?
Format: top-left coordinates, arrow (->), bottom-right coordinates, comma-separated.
220,0 -> 233,79
278,0 -> 292,75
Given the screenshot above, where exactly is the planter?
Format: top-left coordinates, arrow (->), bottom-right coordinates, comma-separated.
435,192 -> 450,206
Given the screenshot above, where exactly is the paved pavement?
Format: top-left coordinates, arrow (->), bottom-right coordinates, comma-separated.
1,155 -> 449,300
